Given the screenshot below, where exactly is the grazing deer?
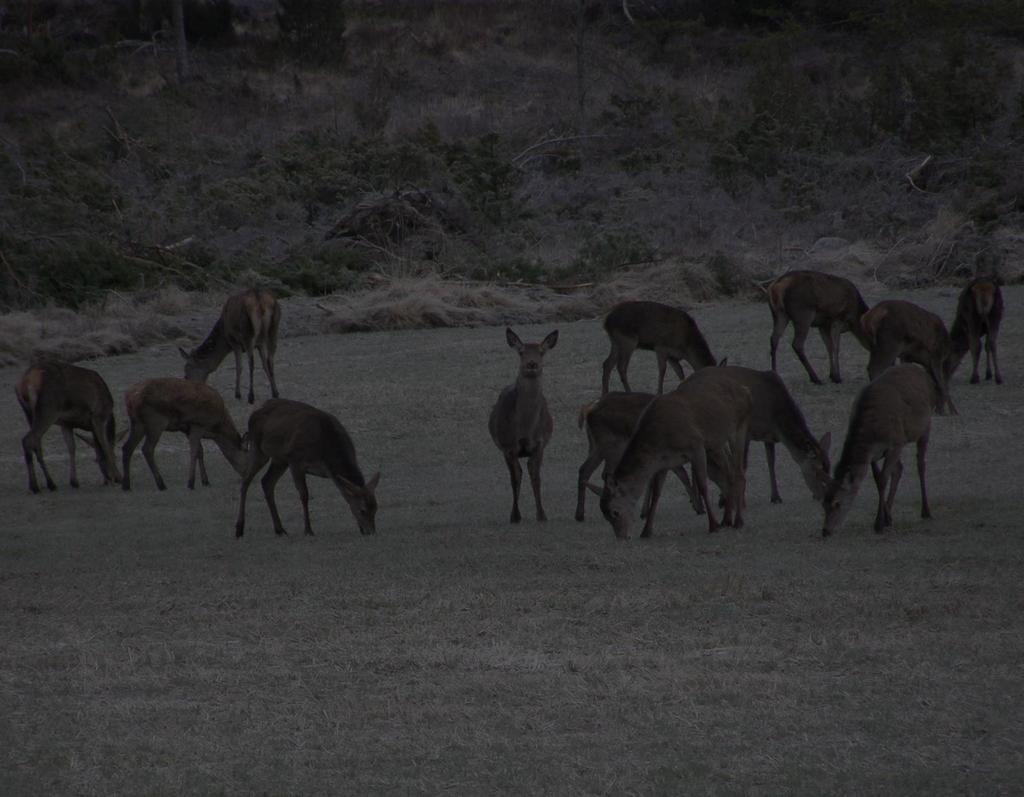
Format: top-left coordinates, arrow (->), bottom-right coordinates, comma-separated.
712,366 -> 832,503
822,364 -> 935,536
15,361 -> 121,493
121,378 -> 247,491
600,368 -> 751,539
235,398 -> 380,537
601,301 -> 716,395
180,288 -> 281,404
489,328 -> 558,523
766,270 -> 871,384
575,391 -> 704,534
949,278 -> 1004,385
860,299 -> 956,415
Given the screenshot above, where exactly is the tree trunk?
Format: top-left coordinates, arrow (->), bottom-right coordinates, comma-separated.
172,0 -> 189,83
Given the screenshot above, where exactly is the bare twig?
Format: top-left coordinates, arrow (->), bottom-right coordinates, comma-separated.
905,154 -> 933,193
510,134 -> 607,166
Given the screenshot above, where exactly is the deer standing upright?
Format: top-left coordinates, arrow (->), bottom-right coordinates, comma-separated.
601,301 -> 716,395
15,361 -> 121,493
121,378 -> 247,491
822,364 -> 936,536
489,328 -> 558,523
235,399 -> 380,537
949,278 -> 1004,385
181,288 -> 281,404
766,270 -> 871,384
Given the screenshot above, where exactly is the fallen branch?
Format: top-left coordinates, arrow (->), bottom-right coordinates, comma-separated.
510,134 -> 608,166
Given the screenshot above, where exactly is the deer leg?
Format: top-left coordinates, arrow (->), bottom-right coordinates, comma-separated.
233,348 -> 243,400
655,350 -> 669,394
969,335 -> 982,384
916,433 -> 931,519
140,423 -> 168,491
61,425 -> 79,488
290,466 -> 313,535
197,442 -> 209,486
261,460 -> 290,535
640,469 -> 668,538
527,449 -> 546,522
256,345 -> 278,400
246,345 -> 256,404
504,452 -> 523,523
601,342 -> 618,396
769,310 -> 788,372
691,448 -> 719,533
819,324 -> 843,383
615,340 -> 637,393
765,441 -> 782,504
120,420 -> 146,492
235,450 -> 269,537
668,357 -> 687,385
726,440 -> 746,529
870,459 -> 887,531
186,429 -> 205,489
673,464 -> 704,515
986,334 -> 1002,384
791,322 -> 823,384
575,447 -> 604,521
22,407 -> 58,493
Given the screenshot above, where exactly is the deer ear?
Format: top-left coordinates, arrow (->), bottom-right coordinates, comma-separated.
365,472 -> 381,492
178,346 -> 190,360
585,482 -> 603,496
540,330 -> 559,351
506,328 -> 524,352
717,357 -> 728,366
819,431 -> 831,456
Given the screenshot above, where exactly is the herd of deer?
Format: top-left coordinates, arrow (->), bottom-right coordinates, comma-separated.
13,270 -> 1004,541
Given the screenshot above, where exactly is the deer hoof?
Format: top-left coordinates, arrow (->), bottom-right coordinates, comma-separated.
770,495 -> 783,505
46,482 -> 57,492
70,480 -> 79,489
574,510 -> 585,522
970,375 -> 980,384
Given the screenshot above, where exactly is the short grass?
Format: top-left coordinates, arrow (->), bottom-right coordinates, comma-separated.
1,286 -> 1022,794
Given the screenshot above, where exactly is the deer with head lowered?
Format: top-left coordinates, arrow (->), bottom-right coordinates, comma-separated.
822,364 -> 935,536
710,366 -> 831,504
948,277 -> 1004,385
180,287 -> 281,404
601,301 -> 716,395
121,378 -> 247,491
860,299 -> 956,415
575,391 -> 705,535
235,398 -> 380,538
15,361 -> 122,493
600,368 -> 751,539
766,270 -> 871,384
489,328 -> 558,523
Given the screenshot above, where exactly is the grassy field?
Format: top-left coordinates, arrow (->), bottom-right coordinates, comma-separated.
1,285 -> 1022,794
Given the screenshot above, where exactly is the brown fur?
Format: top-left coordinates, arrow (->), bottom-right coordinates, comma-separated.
823,364 -> 935,536
861,299 -> 956,414
236,398 -> 380,538
767,270 -> 871,384
489,328 -> 558,523
601,301 -> 716,395
574,391 -> 704,533
949,278 -> 1004,385
15,362 -> 121,493
122,377 -> 245,491
182,288 -> 281,404
600,369 -> 751,538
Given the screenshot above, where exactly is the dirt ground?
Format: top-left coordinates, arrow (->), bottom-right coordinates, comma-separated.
1,285 -> 1022,794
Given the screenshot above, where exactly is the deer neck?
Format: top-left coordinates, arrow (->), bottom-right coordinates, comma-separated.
193,321 -> 233,372
514,374 -> 544,429
212,433 -> 247,475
